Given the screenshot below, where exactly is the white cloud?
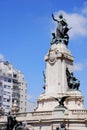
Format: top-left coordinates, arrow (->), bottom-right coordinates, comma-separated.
82,1 -> 87,14
82,7 -> 87,14
53,9 -> 87,39
0,54 -> 4,61
73,63 -> 84,71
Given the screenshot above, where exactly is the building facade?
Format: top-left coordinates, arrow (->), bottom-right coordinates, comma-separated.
0,61 -> 27,113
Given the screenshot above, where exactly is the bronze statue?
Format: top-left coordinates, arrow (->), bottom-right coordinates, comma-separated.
51,13 -> 71,46
7,112 -> 14,130
54,96 -> 69,108
43,71 -> 46,90
56,122 -> 66,130
66,67 -> 80,90
2,112 -> 29,130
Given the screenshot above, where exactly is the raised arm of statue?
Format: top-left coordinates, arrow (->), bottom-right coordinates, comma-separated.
51,13 -> 70,46
52,13 -> 58,22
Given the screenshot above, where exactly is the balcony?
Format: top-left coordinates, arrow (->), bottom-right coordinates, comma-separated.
3,101 -> 11,106
13,79 -> 20,86
12,93 -> 20,101
12,97 -> 20,101
13,86 -> 20,94
3,95 -> 10,99
3,88 -> 12,93
13,88 -> 20,91
3,73 -> 12,78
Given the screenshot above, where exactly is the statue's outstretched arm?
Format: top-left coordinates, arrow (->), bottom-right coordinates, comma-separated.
52,13 -> 58,22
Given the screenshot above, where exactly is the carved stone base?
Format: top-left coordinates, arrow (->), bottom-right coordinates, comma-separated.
65,90 -> 84,110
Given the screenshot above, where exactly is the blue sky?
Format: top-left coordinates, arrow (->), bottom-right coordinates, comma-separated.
0,0 -> 87,108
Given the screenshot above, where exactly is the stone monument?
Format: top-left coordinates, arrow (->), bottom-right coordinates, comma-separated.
36,13 -> 84,111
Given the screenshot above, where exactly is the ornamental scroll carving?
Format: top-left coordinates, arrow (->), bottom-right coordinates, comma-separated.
47,48 -> 63,65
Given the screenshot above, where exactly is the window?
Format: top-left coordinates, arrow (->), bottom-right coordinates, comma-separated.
8,78 -> 11,83
4,85 -> 7,88
13,74 -> 17,78
7,99 -> 10,102
6,105 -> 10,108
4,78 -> 11,83
0,96 -> 1,100
8,86 -> 11,88
4,78 -> 7,82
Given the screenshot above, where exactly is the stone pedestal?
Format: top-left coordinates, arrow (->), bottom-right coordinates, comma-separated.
53,106 -> 67,118
45,43 -> 74,94
66,90 -> 84,110
36,43 -> 84,111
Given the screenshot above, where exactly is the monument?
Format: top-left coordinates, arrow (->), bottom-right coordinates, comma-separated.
36,13 -> 84,111
0,13 -> 87,130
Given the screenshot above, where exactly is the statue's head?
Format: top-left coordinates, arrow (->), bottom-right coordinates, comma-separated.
13,115 -> 16,120
59,13 -> 63,19
8,111 -> 11,115
71,72 -> 73,76
60,122 -> 65,128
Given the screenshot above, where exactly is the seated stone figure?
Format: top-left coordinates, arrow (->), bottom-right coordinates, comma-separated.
66,67 -> 80,90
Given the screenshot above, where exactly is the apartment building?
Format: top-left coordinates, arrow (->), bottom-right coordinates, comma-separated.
0,61 -> 27,113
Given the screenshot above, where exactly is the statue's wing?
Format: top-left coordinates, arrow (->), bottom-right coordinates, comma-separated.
54,97 -> 59,102
61,96 -> 69,103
